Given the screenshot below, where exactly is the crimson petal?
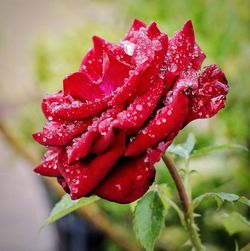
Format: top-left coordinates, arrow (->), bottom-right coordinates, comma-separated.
184,64 -> 228,124
95,154 -> 155,204
63,72 -> 104,101
164,20 -> 195,76
114,78 -> 165,130
100,53 -> 130,96
33,120 -> 91,146
34,150 -> 61,177
135,25 -> 168,94
59,133 -> 126,199
50,97 -> 110,121
125,91 -> 189,156
67,129 -> 99,163
79,49 -> 102,83
109,61 -> 150,106
123,19 -> 147,41
190,43 -> 206,71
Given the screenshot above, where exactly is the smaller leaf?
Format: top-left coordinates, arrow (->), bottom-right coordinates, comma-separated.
183,133 -> 196,154
222,212 -> 250,235
217,192 -> 240,202
190,144 -> 248,159
157,184 -> 185,227
158,184 -> 172,210
129,200 -> 138,213
239,196 -> 250,207
167,144 -> 189,159
134,190 -> 165,251
168,133 -> 196,159
42,194 -> 99,228
192,192 -> 249,209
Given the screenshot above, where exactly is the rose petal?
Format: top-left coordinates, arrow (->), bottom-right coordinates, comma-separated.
190,43 -> 206,71
79,49 -> 102,83
184,64 -> 228,124
164,20 -> 195,76
125,91 -> 189,156
67,105 -> 123,162
95,154 -> 155,203
114,77 -> 165,130
59,133 -> 126,199
57,176 -> 70,193
63,72 -> 104,101
135,25 -> 168,94
49,97 -> 110,121
100,53 -> 130,96
123,19 -> 147,41
41,91 -> 65,121
34,150 -> 61,177
33,120 -> 91,146
67,129 -> 99,163
91,128 -> 115,154
109,61 -> 150,105
95,132 -> 178,203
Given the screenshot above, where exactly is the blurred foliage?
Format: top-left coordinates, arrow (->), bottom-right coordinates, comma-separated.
10,0 -> 250,250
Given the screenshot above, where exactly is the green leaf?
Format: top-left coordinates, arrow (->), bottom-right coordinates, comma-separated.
129,200 -> 138,213
193,192 -> 250,209
42,194 -> 99,228
239,196 -> 250,207
190,144 -> 248,159
158,184 -> 185,227
168,133 -> 196,159
134,190 -> 165,251
217,192 -> 240,202
183,133 -> 196,154
222,212 -> 250,235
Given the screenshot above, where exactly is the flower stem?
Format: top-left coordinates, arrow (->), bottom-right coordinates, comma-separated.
162,153 -> 203,251
162,153 -> 189,213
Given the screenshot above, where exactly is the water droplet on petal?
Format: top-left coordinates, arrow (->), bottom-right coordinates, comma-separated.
135,104 -> 143,111
115,184 -> 121,191
168,63 -> 178,72
167,109 -> 172,116
152,40 -> 162,51
122,41 -> 135,56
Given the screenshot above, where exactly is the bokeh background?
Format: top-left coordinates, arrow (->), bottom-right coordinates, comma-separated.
0,0 -> 249,250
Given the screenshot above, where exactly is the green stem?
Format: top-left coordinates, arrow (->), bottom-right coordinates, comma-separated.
162,153 -> 204,251
185,210 -> 203,251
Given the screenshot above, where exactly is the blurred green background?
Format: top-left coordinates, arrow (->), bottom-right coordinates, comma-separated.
0,0 -> 249,250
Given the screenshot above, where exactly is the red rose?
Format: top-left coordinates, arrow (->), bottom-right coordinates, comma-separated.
33,20 -> 228,203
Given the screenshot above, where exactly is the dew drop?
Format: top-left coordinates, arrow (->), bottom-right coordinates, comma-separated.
168,63 -> 178,72
152,40 -> 162,51
115,184 -> 121,191
71,187 -> 78,193
122,41 -> 135,56
135,104 -> 143,111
